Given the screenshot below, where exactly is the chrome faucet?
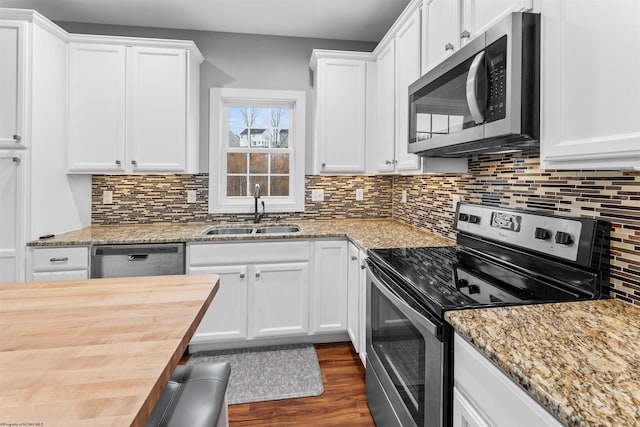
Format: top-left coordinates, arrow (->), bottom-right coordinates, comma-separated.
253,184 -> 265,223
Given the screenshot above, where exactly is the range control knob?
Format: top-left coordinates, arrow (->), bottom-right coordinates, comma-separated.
468,215 -> 480,224
555,231 -> 573,245
467,284 -> 480,294
457,279 -> 469,288
534,227 -> 551,240
458,213 -> 469,222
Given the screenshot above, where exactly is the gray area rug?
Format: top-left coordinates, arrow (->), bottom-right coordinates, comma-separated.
187,344 -> 324,404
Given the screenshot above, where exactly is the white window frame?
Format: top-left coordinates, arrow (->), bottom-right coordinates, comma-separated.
209,88 -> 306,214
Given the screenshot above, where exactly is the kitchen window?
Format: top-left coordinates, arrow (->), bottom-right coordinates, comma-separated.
209,88 -> 305,213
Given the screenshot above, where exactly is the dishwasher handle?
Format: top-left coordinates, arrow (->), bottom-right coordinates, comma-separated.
127,254 -> 149,261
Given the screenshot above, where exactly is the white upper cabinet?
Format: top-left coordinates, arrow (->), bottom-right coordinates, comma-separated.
394,9 -> 423,172
68,43 -> 127,172
373,1 -> 423,174
310,51 -> 372,174
538,0 -> 640,170
422,0 -> 460,73
461,0 -> 533,44
0,20 -> 26,149
68,36 -> 202,174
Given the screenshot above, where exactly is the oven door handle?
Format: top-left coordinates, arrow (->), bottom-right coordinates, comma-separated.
366,263 -> 440,336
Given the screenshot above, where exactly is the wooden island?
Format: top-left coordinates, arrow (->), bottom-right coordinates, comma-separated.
0,274 -> 219,427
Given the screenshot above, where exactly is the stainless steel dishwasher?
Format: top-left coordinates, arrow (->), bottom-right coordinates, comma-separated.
90,243 -> 185,278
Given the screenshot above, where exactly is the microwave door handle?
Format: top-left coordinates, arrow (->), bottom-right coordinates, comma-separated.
466,50 -> 486,124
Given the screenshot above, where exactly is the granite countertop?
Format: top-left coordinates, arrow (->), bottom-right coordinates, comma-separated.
27,219 -> 455,250
445,299 -> 640,427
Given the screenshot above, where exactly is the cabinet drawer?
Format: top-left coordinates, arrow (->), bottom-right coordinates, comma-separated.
188,241 -> 310,266
31,247 -> 89,272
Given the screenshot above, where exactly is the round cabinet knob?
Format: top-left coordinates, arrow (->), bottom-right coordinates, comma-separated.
534,227 -> 551,240
457,278 -> 469,288
445,43 -> 455,51
131,160 -> 138,166
351,255 -> 358,261
239,273 -> 245,279
13,134 -> 22,143
555,231 -> 573,245
458,213 -> 469,222
115,160 -> 121,166
385,160 -> 392,165
468,215 -> 480,224
361,264 -> 366,270
461,30 -> 471,40
255,272 -> 261,278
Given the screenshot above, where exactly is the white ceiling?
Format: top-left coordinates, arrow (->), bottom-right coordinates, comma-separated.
0,0 -> 411,42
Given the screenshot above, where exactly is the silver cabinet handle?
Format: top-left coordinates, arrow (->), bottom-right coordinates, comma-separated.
49,257 -> 68,263
11,157 -> 20,165
131,160 -> 138,166
127,254 -> 148,261
466,51 -> 486,125
240,273 -> 245,279
461,30 -> 471,40
445,43 -> 455,51
13,134 -> 21,143
351,255 -> 358,261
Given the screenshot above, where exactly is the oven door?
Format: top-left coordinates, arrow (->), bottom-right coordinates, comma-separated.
365,261 -> 449,427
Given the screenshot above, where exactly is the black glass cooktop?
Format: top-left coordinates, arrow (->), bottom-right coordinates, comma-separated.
367,246 -> 588,318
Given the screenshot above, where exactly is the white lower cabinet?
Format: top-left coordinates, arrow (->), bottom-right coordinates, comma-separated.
187,241 -> 311,349
347,241 -> 368,367
252,262 -> 309,338
27,246 -> 89,281
189,265 -> 249,343
0,153 -> 23,283
454,333 -> 562,427
311,240 -> 348,333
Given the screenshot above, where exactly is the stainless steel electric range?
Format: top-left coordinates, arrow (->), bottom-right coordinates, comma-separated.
364,203 -> 610,427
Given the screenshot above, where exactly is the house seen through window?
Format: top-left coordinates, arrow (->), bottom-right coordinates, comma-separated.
209,88 -> 305,214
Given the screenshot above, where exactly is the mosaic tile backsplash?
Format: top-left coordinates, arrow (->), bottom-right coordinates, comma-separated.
92,152 -> 640,305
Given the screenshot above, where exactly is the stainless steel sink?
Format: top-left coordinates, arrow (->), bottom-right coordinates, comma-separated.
202,226 -> 255,235
254,225 -> 301,234
202,224 -> 300,235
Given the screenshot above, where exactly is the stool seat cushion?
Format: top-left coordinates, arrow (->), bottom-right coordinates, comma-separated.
145,362 -> 231,427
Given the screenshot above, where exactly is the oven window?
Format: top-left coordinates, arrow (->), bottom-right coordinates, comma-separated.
371,286 -> 425,426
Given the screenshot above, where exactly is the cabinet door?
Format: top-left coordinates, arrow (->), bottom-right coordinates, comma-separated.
423,0 -> 460,72
315,58 -> 367,173
68,43 -> 127,172
311,241 -> 348,334
375,40 -> 397,173
127,47 -> 187,172
251,262 -> 309,338
394,10 -> 422,172
30,270 -> 88,282
0,153 -> 23,283
347,242 -> 360,351
189,265 -> 249,343
461,0 -> 532,41
358,249 -> 367,367
453,388 -> 491,427
539,0 -> 640,169
0,21 -> 26,148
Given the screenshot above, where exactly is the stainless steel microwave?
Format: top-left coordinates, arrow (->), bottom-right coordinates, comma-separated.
408,12 -> 540,157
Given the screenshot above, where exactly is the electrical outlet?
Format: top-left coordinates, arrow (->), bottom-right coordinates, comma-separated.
311,189 -> 324,202
452,194 -> 461,211
103,190 -> 113,205
187,190 -> 197,203
402,189 -> 407,203
355,189 -> 364,201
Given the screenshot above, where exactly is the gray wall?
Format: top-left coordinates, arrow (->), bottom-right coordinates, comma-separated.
57,22 -> 377,172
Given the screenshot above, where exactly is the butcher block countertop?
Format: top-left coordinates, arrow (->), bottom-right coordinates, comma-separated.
27,219 -> 455,250
445,299 -> 640,427
0,274 -> 219,427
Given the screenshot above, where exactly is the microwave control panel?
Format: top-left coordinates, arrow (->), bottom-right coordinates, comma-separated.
485,36 -> 507,123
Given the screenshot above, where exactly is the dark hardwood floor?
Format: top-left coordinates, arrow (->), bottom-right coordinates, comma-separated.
184,342 -> 375,426
229,342 -> 375,426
